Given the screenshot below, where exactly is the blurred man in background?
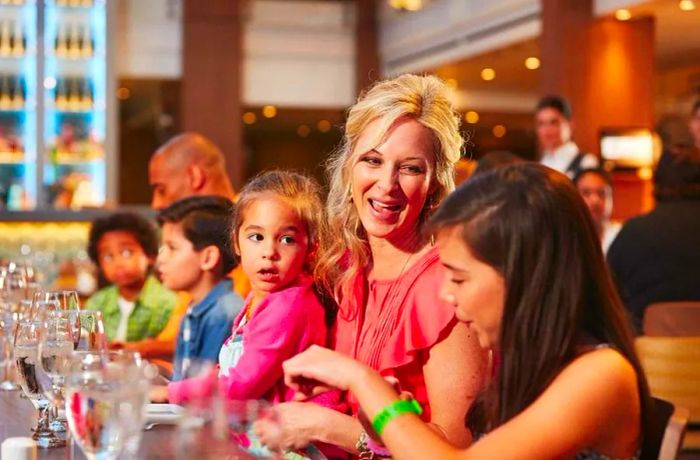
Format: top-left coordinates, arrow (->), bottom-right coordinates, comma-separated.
536,95 -> 598,178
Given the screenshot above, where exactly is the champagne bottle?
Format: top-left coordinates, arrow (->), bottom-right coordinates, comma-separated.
0,75 -> 12,110
12,21 -> 24,57
68,24 -> 80,59
81,25 -> 92,58
55,78 -> 67,110
0,21 -> 11,57
68,77 -> 81,111
55,25 -> 67,58
80,78 -> 92,110
11,76 -> 24,109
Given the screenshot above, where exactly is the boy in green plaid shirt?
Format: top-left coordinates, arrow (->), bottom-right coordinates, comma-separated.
85,212 -> 177,343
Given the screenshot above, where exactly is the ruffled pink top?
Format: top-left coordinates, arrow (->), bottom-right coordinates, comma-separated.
333,247 -> 457,420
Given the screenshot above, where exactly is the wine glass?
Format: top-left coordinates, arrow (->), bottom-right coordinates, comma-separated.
36,290 -> 80,311
65,357 -> 149,460
0,312 -> 18,391
1,266 -> 28,313
75,310 -> 107,352
14,320 -> 66,448
37,312 -> 75,433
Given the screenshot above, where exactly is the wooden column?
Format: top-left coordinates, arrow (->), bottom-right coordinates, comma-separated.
182,0 -> 246,189
356,0 -> 380,95
539,0 -> 656,218
539,0 -> 593,105
539,0 -> 655,155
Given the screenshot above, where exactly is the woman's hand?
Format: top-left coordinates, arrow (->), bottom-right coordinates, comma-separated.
283,345 -> 369,395
149,384 -> 169,403
255,401 -> 328,451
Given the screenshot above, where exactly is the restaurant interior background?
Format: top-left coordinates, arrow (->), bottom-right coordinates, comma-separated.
0,0 -> 699,290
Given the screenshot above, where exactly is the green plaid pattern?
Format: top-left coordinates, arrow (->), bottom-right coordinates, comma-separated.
85,275 -> 177,342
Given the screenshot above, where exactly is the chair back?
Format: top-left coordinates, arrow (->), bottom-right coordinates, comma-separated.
643,302 -> 700,336
635,336 -> 700,424
652,397 -> 689,460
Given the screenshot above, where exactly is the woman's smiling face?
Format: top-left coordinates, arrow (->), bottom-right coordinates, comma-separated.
350,117 -> 436,245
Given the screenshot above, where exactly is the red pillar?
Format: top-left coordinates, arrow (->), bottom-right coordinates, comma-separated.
182,0 -> 246,189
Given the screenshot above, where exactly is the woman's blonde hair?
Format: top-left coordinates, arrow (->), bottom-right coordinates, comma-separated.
315,74 -> 464,303
232,170 -> 327,275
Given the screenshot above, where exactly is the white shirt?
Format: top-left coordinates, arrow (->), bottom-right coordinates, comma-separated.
602,220 -> 622,254
115,296 -> 135,342
540,141 -> 599,178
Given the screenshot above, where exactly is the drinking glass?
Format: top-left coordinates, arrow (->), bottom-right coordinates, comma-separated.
173,363 -> 282,459
37,312 -> 75,433
65,358 -> 148,460
75,310 -> 107,352
0,311 -> 20,391
14,320 -> 66,448
1,266 -> 28,313
36,290 -> 80,311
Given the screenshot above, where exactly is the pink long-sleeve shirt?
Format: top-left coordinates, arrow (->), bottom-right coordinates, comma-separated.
168,277 -> 328,404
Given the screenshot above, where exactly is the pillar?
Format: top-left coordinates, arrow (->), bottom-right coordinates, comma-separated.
182,0 -> 246,189
356,0 -> 380,95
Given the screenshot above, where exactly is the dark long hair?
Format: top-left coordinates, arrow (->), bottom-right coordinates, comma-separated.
427,163 -> 654,456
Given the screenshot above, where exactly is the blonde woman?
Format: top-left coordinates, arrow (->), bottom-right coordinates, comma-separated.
260,74 -> 488,457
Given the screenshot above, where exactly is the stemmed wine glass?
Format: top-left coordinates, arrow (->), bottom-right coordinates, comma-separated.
14,320 -> 66,448
35,290 -> 80,311
37,311 -> 76,433
0,311 -> 20,391
1,265 -> 28,314
65,353 -> 149,460
75,310 -> 107,352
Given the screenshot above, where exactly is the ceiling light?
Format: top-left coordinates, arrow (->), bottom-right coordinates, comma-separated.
242,112 -> 257,125
615,9 -> 632,20
317,120 -> 331,133
492,125 -> 507,138
464,111 -> 479,124
524,57 -> 540,70
389,0 -> 426,12
297,125 -> 311,138
262,105 -> 277,118
481,68 -> 496,81
679,0 -> 696,11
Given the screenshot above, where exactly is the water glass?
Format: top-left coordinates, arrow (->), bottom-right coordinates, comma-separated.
14,320 -> 65,448
65,362 -> 148,460
75,310 -> 107,352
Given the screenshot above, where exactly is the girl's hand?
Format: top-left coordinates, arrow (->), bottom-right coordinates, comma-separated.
149,385 -> 169,403
283,345 -> 368,394
255,401 -> 326,451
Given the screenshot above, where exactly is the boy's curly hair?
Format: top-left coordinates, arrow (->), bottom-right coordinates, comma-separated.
87,212 -> 159,267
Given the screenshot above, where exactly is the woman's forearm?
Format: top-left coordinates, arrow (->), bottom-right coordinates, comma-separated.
348,366 -> 465,460
313,408 -> 364,453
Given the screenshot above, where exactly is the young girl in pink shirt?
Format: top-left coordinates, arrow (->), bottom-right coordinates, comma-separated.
165,170 -> 332,405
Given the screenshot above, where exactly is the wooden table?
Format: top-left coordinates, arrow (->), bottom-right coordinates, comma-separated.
0,390 -> 255,459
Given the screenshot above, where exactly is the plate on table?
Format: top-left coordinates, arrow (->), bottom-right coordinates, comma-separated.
144,403 -> 185,425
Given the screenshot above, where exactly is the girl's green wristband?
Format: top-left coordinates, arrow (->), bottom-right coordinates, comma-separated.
371,399 -> 423,436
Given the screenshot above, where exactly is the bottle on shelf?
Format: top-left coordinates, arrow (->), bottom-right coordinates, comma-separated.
11,21 -> 24,57
0,75 -> 12,110
55,24 -> 67,58
68,24 -> 80,59
11,76 -> 24,109
55,78 -> 67,110
80,25 -> 92,58
80,78 -> 92,110
0,21 -> 12,57
67,77 -> 81,111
